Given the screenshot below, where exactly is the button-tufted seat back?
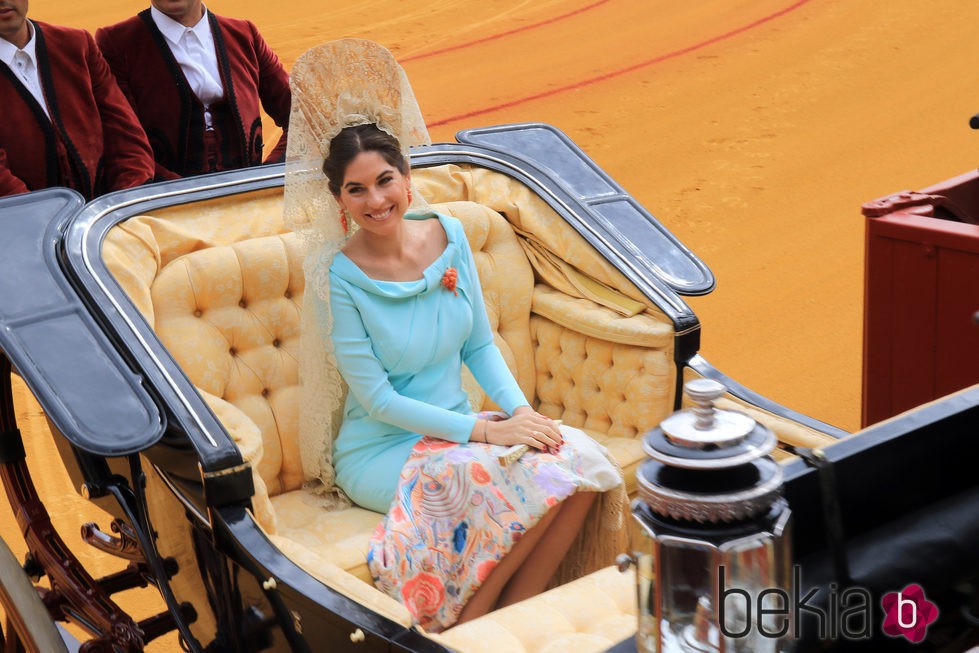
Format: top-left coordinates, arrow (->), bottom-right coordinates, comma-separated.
151,233 -> 307,496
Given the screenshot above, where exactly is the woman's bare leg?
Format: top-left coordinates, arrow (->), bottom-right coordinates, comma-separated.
455,503 -> 563,625
456,491 -> 598,624
496,491 -> 596,607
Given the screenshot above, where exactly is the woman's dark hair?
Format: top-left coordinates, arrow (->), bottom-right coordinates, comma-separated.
323,123 -> 408,195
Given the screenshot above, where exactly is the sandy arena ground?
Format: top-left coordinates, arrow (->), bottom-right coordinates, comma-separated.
4,0 -> 979,647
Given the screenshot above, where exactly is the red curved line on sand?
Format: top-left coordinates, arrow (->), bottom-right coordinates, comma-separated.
427,0 -> 814,128
401,0 -> 611,63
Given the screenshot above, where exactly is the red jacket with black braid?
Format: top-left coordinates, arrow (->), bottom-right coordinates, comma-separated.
0,21 -> 154,199
96,10 -> 291,181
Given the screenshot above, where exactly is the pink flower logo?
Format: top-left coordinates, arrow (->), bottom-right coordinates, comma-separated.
881,584 -> 938,643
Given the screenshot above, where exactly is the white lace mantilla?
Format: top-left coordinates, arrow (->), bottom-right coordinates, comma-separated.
283,39 -> 431,506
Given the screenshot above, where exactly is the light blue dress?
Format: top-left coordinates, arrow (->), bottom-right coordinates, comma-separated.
329,212 -> 529,512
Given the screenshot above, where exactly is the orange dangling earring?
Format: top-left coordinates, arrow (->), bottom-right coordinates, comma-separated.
407,187 -> 413,205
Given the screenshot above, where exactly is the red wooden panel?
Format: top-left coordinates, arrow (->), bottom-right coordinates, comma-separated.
862,219 -> 894,425
934,248 -> 979,398
888,239 -> 938,412
863,205 -> 979,426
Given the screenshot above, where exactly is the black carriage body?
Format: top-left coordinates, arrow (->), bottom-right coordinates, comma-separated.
0,124 -> 975,652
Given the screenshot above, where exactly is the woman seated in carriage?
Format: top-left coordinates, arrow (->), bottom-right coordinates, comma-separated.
285,38 -> 625,632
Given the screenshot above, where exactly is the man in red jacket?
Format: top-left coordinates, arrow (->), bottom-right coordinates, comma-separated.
0,0 -> 155,199
96,0 -> 292,181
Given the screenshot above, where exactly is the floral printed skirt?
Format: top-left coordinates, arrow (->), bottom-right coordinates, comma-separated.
367,425 -> 621,632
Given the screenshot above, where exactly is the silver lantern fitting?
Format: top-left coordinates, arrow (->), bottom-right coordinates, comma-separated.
621,379 -> 793,653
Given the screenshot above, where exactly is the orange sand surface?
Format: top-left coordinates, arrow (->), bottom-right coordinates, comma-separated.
4,0 -> 979,647
36,0 -> 972,433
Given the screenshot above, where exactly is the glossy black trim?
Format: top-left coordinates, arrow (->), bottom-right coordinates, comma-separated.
0,189 -> 164,456
784,384 -> 979,559
782,386 -> 979,651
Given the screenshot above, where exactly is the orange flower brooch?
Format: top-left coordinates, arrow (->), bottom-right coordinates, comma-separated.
441,267 -> 458,296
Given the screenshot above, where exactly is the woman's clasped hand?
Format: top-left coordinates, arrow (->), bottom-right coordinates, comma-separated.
478,408 -> 563,452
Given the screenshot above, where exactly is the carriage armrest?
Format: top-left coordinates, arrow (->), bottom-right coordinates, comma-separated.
713,397 -> 839,454
198,390 -> 278,533
683,356 -> 848,450
532,285 -> 672,348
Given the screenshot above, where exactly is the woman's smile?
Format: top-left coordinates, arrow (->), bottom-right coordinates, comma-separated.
366,206 -> 394,222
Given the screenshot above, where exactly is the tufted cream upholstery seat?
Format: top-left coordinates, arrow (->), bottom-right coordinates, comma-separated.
103,165 -> 838,650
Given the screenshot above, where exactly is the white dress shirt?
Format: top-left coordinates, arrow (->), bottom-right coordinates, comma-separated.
0,21 -> 50,118
150,5 -> 224,128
